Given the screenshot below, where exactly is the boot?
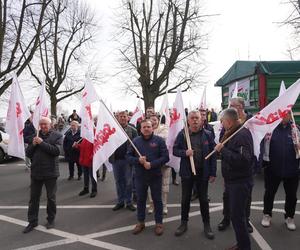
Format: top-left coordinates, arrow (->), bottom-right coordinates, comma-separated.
218,217 -> 230,231
204,222 -> 214,240
175,221 -> 188,236
79,188 -> 89,196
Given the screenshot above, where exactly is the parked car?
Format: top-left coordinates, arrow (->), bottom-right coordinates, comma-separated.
0,128 -> 9,163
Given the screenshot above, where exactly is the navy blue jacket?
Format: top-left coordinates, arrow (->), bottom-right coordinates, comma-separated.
268,123 -> 300,178
63,129 -> 81,162
220,126 -> 254,183
23,119 -> 35,144
173,128 -> 217,179
126,134 -> 169,177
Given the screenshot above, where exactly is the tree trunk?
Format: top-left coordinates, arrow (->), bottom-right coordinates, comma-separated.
50,95 -> 57,118
142,88 -> 157,110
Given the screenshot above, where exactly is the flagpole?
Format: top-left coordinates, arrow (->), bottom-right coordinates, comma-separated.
99,99 -> 142,157
184,120 -> 196,175
205,125 -> 245,160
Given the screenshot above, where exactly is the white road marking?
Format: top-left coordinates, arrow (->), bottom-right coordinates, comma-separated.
0,203 -> 223,209
249,221 -> 272,250
0,215 -> 133,250
14,239 -> 76,250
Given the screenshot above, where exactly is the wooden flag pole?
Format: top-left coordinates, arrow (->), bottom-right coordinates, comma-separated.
100,99 -> 142,158
184,121 -> 196,175
205,125 -> 245,160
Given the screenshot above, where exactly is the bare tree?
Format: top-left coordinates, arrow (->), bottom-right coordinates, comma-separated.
27,0 -> 97,116
0,0 -> 51,96
117,0 -> 208,109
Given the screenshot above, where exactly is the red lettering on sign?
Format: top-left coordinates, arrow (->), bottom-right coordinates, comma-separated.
170,108 -> 181,127
254,105 -> 293,125
93,124 -> 116,154
16,102 -> 22,118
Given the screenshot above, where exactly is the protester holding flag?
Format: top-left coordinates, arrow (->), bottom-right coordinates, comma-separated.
261,112 -> 300,231
127,119 -> 169,236
63,121 -> 82,180
218,97 -> 254,233
148,114 -> 170,215
73,138 -> 97,198
110,111 -> 138,212
214,108 -> 254,250
173,110 -> 216,240
23,117 -> 63,233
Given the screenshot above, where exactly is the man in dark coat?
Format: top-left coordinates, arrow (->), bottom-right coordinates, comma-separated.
215,108 -> 254,250
173,110 -> 216,240
127,119 -> 169,236
23,117 -> 63,233
63,121 -> 82,180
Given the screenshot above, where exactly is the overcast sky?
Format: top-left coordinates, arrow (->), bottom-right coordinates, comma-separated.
0,0 -> 296,117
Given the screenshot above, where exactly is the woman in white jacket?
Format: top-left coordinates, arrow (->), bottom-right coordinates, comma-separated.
148,114 -> 171,215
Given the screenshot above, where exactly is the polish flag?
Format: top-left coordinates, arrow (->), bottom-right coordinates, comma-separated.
5,75 -> 31,159
166,88 -> 186,172
129,98 -> 144,127
159,92 -> 171,126
93,101 -> 128,180
80,80 -> 99,143
244,78 -> 300,158
32,81 -> 49,130
199,86 -> 207,110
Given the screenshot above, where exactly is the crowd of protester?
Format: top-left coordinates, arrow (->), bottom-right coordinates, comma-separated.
20,98 -> 299,250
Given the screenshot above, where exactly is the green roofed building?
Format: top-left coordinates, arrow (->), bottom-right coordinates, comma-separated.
215,60 -> 300,122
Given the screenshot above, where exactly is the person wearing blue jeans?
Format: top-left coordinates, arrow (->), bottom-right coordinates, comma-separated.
112,159 -> 134,210
110,111 -> 138,212
127,119 -> 169,236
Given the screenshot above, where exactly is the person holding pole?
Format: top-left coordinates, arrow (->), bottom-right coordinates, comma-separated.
173,110 -> 216,240
261,111 -> 300,231
214,108 -> 254,250
127,119 -> 169,236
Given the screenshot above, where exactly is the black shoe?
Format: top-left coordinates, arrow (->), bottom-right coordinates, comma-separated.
112,203 -> 124,211
247,220 -> 253,233
175,221 -> 188,236
68,176 -> 73,181
79,189 -> 89,196
90,191 -> 97,198
218,218 -> 230,231
77,176 -> 81,180
191,193 -> 198,201
126,203 -> 136,211
23,223 -> 38,233
45,221 -> 55,229
204,223 -> 215,240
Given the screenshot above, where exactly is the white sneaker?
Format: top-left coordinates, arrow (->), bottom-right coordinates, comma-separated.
148,206 -> 154,214
163,206 -> 168,215
261,214 -> 271,227
285,217 -> 296,231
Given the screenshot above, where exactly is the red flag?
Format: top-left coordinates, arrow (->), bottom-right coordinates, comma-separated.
5,75 -> 31,159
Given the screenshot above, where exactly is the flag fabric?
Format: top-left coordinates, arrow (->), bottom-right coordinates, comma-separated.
32,81 -> 49,130
159,92 -> 171,126
244,78 -> 300,158
129,98 -> 144,126
5,75 -> 31,159
80,80 -> 99,143
92,101 -> 128,180
166,88 -> 186,172
199,86 -> 207,110
279,80 -> 286,96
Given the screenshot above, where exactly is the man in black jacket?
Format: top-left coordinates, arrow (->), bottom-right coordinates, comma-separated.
215,108 -> 254,250
23,117 -> 63,233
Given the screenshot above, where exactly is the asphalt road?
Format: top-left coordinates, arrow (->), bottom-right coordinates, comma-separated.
0,158 -> 299,250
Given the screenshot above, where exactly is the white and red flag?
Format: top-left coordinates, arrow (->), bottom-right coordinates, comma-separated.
231,82 -> 238,98
199,86 -> 207,110
80,80 -> 99,143
92,101 -> 128,180
129,98 -> 144,126
244,78 -> 300,158
32,80 -> 49,130
5,75 -> 31,159
159,92 -> 171,126
166,88 -> 186,172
